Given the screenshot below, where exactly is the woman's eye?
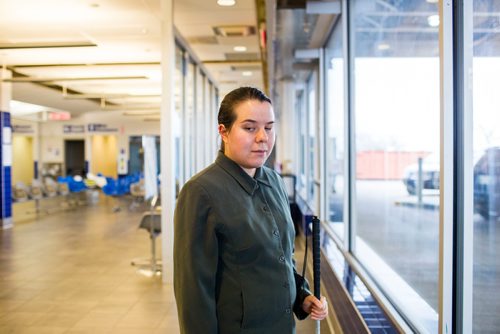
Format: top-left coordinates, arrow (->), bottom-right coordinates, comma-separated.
244,127 -> 256,132
265,127 -> 273,131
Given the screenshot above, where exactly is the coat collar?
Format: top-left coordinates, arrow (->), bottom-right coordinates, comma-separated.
215,151 -> 272,195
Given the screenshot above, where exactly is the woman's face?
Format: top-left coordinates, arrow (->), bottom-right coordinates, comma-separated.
219,99 -> 275,176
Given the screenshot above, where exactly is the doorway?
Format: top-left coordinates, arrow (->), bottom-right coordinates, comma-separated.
64,140 -> 85,176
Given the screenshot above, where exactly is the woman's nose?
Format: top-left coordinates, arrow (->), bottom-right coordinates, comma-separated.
256,128 -> 268,142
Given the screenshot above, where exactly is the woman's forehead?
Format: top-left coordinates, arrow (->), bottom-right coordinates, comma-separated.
234,100 -> 274,120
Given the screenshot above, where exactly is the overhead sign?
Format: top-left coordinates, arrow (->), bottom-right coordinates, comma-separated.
87,123 -> 118,132
63,125 -> 85,134
12,124 -> 34,133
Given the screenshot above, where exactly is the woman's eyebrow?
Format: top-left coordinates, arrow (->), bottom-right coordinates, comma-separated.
240,119 -> 275,124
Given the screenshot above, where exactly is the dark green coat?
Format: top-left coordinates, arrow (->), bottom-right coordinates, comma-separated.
174,152 -> 310,334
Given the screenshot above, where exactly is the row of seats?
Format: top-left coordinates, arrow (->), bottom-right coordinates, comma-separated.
12,173 -> 147,203
12,179 -> 69,202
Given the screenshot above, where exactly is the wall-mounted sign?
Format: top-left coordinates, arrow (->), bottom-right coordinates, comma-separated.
63,125 -> 85,134
87,123 -> 118,133
12,124 -> 34,134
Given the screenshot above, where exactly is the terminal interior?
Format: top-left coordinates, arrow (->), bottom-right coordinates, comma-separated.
1,0 -> 499,333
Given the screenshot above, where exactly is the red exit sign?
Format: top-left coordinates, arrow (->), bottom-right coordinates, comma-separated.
48,111 -> 71,121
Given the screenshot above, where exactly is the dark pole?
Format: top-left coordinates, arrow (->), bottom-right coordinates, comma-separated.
312,215 -> 321,333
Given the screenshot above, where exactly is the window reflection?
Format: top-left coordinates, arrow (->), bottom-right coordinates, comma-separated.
325,16 -> 345,238
472,1 -> 500,332
185,60 -> 196,178
351,1 -> 439,331
174,46 -> 183,193
307,74 -> 317,210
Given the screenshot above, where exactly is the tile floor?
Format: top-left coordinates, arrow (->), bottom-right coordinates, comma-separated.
0,192 -> 324,333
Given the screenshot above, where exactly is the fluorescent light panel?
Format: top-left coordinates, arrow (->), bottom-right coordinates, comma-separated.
64,93 -> 161,99
0,41 -> 97,49
3,76 -> 148,83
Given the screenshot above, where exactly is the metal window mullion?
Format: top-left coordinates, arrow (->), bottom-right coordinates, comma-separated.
453,1 -> 474,333
181,54 -> 189,186
345,0 -> 356,253
439,1 -> 455,333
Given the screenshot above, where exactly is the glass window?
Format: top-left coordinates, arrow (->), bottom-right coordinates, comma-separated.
472,1 -> 500,332
325,17 -> 346,238
351,1 -> 440,331
195,70 -> 205,172
297,90 -> 306,196
174,46 -> 184,192
185,60 -> 196,178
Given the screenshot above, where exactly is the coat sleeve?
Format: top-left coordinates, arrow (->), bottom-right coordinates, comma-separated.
174,180 -> 219,334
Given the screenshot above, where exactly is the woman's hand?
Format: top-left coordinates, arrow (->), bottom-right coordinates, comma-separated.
302,295 -> 328,320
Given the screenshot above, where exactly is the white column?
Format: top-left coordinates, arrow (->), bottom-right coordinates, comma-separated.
0,68 -> 11,112
160,0 -> 175,284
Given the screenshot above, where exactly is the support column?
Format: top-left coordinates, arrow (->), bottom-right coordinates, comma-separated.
160,0 -> 175,284
0,68 -> 13,229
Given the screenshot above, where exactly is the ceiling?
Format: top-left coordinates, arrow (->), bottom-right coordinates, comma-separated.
0,0 -> 265,120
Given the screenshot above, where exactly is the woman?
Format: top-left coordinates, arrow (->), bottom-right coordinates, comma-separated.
174,87 -> 327,334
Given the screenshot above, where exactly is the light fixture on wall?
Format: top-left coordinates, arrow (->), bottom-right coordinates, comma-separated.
233,45 -> 247,52
9,100 -> 47,116
217,0 -> 236,6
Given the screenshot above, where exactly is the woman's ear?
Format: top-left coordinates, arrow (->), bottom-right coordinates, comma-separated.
218,124 -> 228,142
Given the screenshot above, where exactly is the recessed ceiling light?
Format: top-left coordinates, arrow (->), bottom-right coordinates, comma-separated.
242,71 -> 252,77
427,14 -> 440,27
426,0 -> 438,3
377,43 -> 390,50
217,0 -> 236,6
233,45 -> 247,52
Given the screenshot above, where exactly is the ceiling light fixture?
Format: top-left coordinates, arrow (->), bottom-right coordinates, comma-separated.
2,76 -> 147,83
242,71 -> 252,77
0,41 -> 97,49
63,93 -> 161,99
377,43 -> 390,50
217,0 -> 236,6
233,46 -> 247,52
10,100 -> 47,115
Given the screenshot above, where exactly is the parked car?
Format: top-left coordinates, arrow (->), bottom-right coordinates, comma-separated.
402,154 -> 440,195
402,148 -> 500,220
473,147 -> 500,220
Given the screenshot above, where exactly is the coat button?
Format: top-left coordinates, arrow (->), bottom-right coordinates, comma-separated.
263,206 -> 269,212
285,308 -> 291,314
273,230 -> 279,237
279,255 -> 285,262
